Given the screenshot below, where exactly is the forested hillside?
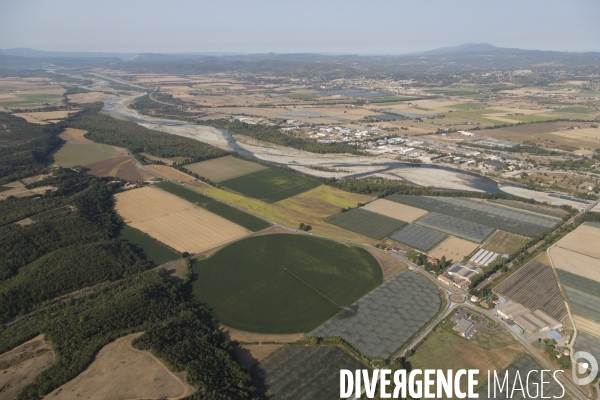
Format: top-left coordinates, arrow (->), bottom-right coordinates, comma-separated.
0,272 -> 258,400
68,103 -> 229,161
0,112 -> 63,183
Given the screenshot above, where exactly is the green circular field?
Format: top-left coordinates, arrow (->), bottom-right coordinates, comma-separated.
191,234 -> 383,334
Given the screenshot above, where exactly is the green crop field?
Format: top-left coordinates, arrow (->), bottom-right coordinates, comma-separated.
51,143 -> 120,167
155,181 -> 271,232
191,234 -> 383,333
447,102 -> 485,110
325,208 -> 406,239
117,226 -> 180,266
220,168 -> 321,203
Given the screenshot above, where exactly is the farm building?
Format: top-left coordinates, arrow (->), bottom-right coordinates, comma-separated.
438,275 -> 453,286
469,249 -> 500,266
496,302 -> 562,334
453,278 -> 469,290
447,263 -> 483,282
453,318 -> 474,335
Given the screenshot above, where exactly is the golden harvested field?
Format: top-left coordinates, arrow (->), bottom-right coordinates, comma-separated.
58,127 -> 92,143
114,186 -> 251,253
549,247 -> 600,283
67,91 -> 116,103
429,236 -> 479,262
184,155 -> 268,182
361,199 -> 428,223
0,335 -> 55,400
189,181 -> 377,245
573,316 -> 600,337
234,344 -> 283,370
48,333 -> 193,400
0,181 -> 55,200
145,164 -> 195,182
482,230 -> 529,255
13,110 -> 76,124
553,224 -> 600,259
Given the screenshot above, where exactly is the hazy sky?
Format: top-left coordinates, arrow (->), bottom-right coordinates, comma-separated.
1,0 -> 599,54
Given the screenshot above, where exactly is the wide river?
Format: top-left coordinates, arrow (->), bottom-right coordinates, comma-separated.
103,98 -> 503,193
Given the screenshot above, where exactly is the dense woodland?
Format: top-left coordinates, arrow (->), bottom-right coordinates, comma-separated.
67,103 -> 229,161
206,119 -> 364,155
0,112 -> 63,184
0,273 -> 258,400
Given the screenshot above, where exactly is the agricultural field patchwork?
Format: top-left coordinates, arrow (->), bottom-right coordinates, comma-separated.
192,234 -> 382,333
387,195 -> 557,237
220,168 -> 321,203
117,226 -> 180,266
388,224 -> 447,252
361,198 -> 428,222
188,181 -> 377,244
310,271 -> 442,359
51,143 -> 121,168
184,155 -> 268,182
415,212 -> 494,243
114,186 -> 251,253
325,208 -> 406,239
256,346 -> 365,400
482,230 -> 529,255
494,260 -> 567,321
155,181 -> 271,231
490,199 -> 567,218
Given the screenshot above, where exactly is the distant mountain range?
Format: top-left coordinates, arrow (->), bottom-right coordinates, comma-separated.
1,44 -> 599,77
2,43 -> 598,60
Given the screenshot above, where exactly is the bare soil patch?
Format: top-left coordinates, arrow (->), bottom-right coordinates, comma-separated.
14,111 -> 75,125
114,186 -> 251,253
0,335 -> 54,399
219,325 -> 305,344
428,236 -> 479,263
47,332 -> 193,400
549,246 -> 600,283
145,164 -> 195,182
234,344 -> 282,370
361,199 -> 428,223
14,218 -> 34,227
86,156 -> 158,182
555,224 -> 600,259
0,181 -> 55,200
365,247 -> 407,280
58,128 -> 92,144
